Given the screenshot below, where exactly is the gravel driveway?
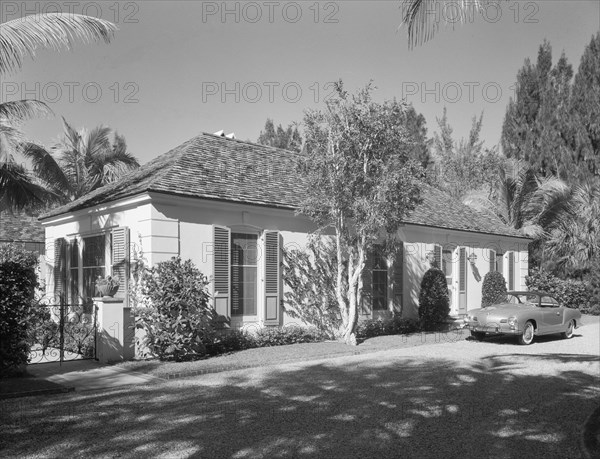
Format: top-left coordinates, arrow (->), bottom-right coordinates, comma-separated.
2,317 -> 599,458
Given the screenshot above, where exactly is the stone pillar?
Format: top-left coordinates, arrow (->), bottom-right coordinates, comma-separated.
94,297 -> 135,363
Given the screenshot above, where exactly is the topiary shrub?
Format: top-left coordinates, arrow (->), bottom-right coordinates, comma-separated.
481,271 -> 508,307
134,257 -> 216,361
418,267 -> 450,331
0,244 -> 39,376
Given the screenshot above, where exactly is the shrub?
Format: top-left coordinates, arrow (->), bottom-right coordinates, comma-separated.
134,257 -> 216,361
253,325 -> 325,347
0,244 -> 39,376
207,330 -> 256,356
356,315 -> 419,339
481,271 -> 508,307
418,267 -> 450,331
586,259 -> 600,315
526,267 -> 592,313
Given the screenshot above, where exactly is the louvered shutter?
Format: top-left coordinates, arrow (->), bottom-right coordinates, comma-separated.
213,226 -> 231,318
458,247 -> 467,314
392,243 -> 404,314
489,249 -> 496,273
433,244 -> 442,269
111,227 -> 130,301
508,252 -> 515,290
497,253 -> 504,277
54,238 -> 67,303
361,248 -> 373,315
264,231 -> 280,324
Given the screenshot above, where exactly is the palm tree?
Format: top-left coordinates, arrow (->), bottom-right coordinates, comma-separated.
0,13 -> 117,212
401,0 -> 496,48
24,117 -> 139,203
463,159 -> 572,238
543,178 -> 600,275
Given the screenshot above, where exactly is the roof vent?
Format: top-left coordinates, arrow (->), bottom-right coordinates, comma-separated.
212,130 -> 235,139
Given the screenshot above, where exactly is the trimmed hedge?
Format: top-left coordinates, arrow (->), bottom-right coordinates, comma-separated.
0,244 -> 39,376
526,267 -> 595,314
356,315 -> 419,339
418,268 -> 450,330
481,271 -> 508,308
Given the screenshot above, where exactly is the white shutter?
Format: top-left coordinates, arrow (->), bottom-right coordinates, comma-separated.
213,225 -> 231,318
264,231 -> 280,324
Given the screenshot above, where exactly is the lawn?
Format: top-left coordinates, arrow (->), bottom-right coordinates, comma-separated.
117,327 -> 469,379
1,330 -> 598,458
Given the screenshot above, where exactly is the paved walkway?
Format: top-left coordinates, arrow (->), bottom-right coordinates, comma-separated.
27,360 -> 163,392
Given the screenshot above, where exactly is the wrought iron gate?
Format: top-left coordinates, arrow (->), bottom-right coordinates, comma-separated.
28,300 -> 97,365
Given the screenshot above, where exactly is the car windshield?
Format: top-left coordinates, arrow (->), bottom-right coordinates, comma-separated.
499,293 -> 539,305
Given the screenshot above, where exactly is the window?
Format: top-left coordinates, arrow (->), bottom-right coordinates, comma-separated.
508,252 -> 515,290
372,247 -> 388,310
82,235 -> 107,303
231,233 -> 258,316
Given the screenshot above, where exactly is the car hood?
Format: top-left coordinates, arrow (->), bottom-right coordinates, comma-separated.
468,303 -> 537,316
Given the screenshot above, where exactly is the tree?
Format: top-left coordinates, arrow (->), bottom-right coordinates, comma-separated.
257,119 -> 302,152
0,13 -> 117,212
570,32 -> 600,178
23,117 -> 139,203
300,81 -> 424,344
543,178 -> 600,276
431,108 -> 506,201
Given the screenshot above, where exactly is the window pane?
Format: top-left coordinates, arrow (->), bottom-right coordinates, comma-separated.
231,266 -> 257,315
83,235 -> 105,267
231,234 -> 258,265
372,270 -> 387,310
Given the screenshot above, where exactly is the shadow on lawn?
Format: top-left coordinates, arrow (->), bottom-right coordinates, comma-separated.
1,353 -> 598,458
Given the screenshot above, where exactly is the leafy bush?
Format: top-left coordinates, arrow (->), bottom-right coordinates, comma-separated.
586,259 -> 600,315
134,257 -> 216,361
253,325 -> 325,347
526,267 -> 593,313
282,237 -> 344,339
0,244 -> 39,376
207,330 -> 256,356
481,271 -> 508,307
356,315 -> 419,339
418,267 -> 450,330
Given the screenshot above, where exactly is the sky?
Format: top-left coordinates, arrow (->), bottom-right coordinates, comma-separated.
3,1 -> 600,165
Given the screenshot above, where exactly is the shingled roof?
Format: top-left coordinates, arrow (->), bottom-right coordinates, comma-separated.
0,211 -> 45,242
40,132 -> 527,239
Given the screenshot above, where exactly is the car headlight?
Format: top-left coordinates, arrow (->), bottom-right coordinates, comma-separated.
508,316 -> 517,328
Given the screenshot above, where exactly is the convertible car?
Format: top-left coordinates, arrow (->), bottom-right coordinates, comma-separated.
463,291 -> 581,345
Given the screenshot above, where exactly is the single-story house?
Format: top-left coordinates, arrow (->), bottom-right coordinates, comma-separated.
1,211 -> 47,290
40,132 -> 530,330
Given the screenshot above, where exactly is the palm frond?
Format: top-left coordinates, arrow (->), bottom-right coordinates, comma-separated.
0,100 -> 53,123
1,13 -> 117,75
400,0 -> 488,49
19,142 -> 71,194
0,160 -> 56,212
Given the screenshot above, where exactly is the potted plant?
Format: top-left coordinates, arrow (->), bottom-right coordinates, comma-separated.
95,275 -> 120,297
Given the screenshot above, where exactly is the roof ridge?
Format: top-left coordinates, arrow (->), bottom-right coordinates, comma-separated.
198,132 -> 303,158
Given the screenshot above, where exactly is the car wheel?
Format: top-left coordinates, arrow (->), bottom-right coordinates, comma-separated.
561,320 -> 575,339
470,331 -> 485,341
518,321 -> 535,345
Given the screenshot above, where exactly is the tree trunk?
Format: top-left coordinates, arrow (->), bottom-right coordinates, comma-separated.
344,242 -> 365,345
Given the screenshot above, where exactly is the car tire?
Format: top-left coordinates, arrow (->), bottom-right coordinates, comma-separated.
518,321 -> 535,345
470,331 -> 485,341
561,320 -> 575,339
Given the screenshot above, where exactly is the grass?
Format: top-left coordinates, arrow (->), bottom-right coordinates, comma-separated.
117,327 -> 470,379
0,374 -> 72,399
